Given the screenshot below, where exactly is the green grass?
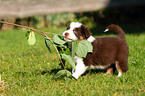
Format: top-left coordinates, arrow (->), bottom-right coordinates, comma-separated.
0,26 -> 145,96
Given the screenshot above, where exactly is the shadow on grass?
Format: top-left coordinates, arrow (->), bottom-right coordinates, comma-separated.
40,68 -> 106,75
83,69 -> 106,76
15,67 -> 118,78
40,68 -> 118,77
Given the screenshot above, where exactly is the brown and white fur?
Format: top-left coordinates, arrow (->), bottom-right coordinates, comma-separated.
63,22 -> 129,79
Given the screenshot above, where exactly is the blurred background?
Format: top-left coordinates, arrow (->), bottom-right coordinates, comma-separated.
0,0 -> 145,34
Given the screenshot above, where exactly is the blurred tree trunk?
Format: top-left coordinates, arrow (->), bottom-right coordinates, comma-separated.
41,16 -> 48,29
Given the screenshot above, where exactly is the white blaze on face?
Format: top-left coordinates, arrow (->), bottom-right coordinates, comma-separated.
63,22 -> 82,41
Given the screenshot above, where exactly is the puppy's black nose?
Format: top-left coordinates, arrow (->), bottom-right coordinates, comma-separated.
65,32 -> 69,37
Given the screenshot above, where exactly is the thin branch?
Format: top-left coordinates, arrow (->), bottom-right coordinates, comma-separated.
0,20 -> 64,37
0,20 -> 66,69
44,32 -> 62,36
44,34 -> 66,69
0,21 -> 48,36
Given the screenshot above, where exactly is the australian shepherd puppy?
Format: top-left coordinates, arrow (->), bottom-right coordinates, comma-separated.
63,22 -> 129,79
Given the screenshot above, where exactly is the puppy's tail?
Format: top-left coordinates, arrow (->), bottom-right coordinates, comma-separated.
105,24 -> 126,40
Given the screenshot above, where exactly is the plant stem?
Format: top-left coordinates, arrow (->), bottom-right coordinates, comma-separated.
71,42 -> 75,60
44,34 -> 65,69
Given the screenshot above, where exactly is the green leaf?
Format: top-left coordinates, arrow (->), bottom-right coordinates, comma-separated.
53,34 -> 66,44
76,40 -> 93,58
63,48 -> 70,55
26,31 -> 36,45
61,54 -> 76,70
52,70 -> 66,80
71,41 -> 77,59
44,37 -> 51,52
66,70 -> 71,77
25,31 -> 30,38
76,42 -> 88,58
52,70 -> 71,80
57,44 -> 67,49
80,40 -> 93,52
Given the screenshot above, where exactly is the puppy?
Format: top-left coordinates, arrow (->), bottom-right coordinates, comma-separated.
63,22 -> 129,79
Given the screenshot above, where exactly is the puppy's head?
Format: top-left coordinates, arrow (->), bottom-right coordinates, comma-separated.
63,22 -> 92,41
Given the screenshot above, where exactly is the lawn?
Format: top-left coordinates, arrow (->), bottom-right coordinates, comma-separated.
0,25 -> 145,96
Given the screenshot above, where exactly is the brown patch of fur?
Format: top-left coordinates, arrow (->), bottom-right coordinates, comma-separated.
74,25 -> 92,40
79,36 -> 84,40
80,25 -> 92,39
83,24 -> 129,73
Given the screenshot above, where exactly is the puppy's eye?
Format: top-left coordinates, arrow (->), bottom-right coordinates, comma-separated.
73,30 -> 77,33
73,28 -> 77,33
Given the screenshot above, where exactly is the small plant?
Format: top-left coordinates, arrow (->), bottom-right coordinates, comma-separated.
47,34 -> 93,79
0,21 -> 93,80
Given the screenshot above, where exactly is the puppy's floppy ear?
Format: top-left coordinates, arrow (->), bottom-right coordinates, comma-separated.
81,25 -> 92,39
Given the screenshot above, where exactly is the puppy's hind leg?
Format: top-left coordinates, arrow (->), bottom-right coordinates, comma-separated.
116,59 -> 128,77
106,64 -> 116,75
106,67 -> 113,75
116,61 -> 123,77
72,57 -> 88,79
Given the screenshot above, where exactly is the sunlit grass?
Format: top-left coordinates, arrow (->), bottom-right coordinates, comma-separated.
0,27 -> 145,95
